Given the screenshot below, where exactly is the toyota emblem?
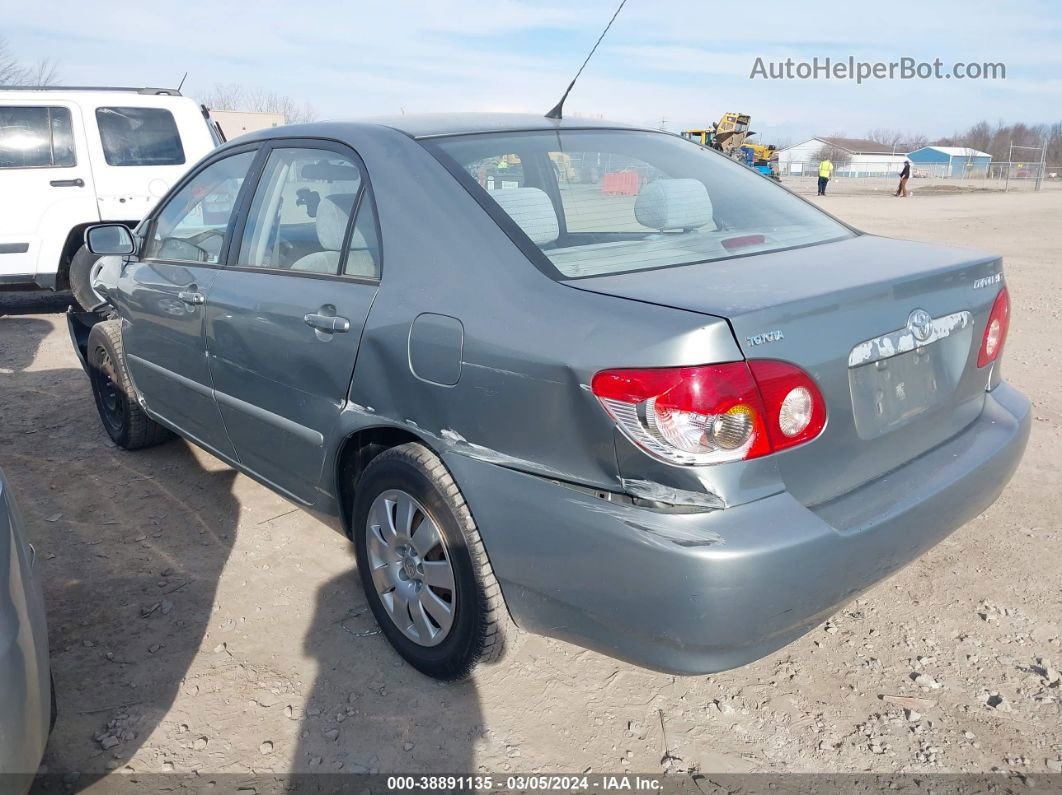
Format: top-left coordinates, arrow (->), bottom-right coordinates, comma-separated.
907,309 -> 933,343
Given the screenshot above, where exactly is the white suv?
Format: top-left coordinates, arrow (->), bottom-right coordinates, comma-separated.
0,87 -> 220,309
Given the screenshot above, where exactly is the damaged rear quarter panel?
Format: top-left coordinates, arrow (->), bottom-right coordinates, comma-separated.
321,128 -> 747,503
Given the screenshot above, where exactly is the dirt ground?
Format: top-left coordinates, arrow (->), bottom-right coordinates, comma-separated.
2,185 -> 1060,782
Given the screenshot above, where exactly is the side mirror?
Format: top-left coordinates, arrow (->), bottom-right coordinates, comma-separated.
85,224 -> 135,256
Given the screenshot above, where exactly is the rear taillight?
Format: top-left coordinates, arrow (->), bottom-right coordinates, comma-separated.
977,286 -> 1010,368
591,360 -> 825,466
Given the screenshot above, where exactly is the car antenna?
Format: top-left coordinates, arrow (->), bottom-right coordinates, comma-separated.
544,0 -> 628,120
177,72 -> 188,93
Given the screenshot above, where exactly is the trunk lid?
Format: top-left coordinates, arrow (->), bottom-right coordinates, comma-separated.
568,234 -> 1005,506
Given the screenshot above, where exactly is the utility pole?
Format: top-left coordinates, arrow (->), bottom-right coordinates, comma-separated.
1005,141 -> 1012,192
1036,138 -> 1047,192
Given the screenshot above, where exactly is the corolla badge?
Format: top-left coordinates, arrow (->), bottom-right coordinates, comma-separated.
907,309 -> 933,343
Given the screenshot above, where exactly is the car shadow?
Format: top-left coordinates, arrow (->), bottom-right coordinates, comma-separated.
0,289 -> 73,318
293,571 -> 481,774
3,292 -> 483,782
2,295 -> 240,777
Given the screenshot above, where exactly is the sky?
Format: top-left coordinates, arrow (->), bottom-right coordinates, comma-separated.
5,0 -> 1061,145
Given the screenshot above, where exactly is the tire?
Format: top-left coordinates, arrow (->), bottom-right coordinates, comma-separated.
352,442 -> 514,679
68,245 -> 108,312
86,321 -> 173,450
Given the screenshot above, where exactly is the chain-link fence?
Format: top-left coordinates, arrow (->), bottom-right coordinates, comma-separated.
776,159 -> 1056,195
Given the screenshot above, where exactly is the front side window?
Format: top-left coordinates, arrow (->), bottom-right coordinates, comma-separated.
96,107 -> 185,166
429,129 -> 852,279
0,106 -> 75,168
237,147 -> 378,278
143,150 -> 255,263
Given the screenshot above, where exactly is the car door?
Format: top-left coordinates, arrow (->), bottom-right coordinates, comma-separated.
0,101 -> 97,284
204,141 -> 381,503
117,146 -> 260,461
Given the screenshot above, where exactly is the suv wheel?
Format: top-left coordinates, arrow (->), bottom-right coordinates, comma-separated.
87,321 -> 172,450
69,245 -> 109,312
352,442 -> 513,679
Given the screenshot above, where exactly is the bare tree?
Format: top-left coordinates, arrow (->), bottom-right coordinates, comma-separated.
936,119 -> 1062,161
866,128 -> 906,149
810,143 -> 852,168
0,36 -> 60,86
866,127 -> 928,153
201,82 -> 316,124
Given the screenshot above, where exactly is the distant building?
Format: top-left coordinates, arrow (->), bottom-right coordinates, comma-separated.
776,136 -> 908,177
907,146 -> 991,178
210,110 -> 285,140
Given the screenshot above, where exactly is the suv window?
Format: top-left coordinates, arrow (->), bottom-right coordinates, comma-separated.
96,107 -> 185,166
144,151 -> 255,263
0,106 -> 75,168
237,147 -> 378,278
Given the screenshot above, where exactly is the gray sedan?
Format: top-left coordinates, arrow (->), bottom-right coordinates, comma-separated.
72,114 -> 1029,679
0,467 -> 52,788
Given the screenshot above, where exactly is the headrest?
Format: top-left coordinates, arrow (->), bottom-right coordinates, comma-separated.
317,193 -> 356,250
490,187 -> 559,246
635,179 -> 713,231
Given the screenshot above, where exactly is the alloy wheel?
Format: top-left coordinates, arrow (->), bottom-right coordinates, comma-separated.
364,489 -> 456,646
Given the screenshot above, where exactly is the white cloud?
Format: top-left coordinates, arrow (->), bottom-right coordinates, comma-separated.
4,0 -> 1059,140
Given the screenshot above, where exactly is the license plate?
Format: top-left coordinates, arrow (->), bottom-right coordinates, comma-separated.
850,347 -> 949,439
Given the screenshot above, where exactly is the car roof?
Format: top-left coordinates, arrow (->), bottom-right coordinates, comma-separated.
247,113 -> 649,141
0,88 -> 196,106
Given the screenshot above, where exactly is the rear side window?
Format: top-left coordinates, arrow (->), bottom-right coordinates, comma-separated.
95,107 -> 185,166
237,147 -> 380,278
0,106 -> 75,168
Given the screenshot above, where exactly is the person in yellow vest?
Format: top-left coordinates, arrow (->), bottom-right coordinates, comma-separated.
817,158 -> 834,196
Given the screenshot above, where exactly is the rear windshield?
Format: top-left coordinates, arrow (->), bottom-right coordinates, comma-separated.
96,106 -> 185,166
428,129 -> 852,278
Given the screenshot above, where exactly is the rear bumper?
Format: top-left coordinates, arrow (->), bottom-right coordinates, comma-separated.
445,383 -> 1030,674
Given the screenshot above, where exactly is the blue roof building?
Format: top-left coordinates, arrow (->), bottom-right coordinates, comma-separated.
907,146 -> 992,178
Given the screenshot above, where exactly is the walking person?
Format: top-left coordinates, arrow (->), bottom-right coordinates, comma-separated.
896,160 -> 911,197
817,157 -> 834,196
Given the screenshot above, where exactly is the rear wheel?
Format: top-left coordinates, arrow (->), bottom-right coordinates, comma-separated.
352,443 -> 513,679
87,321 -> 172,450
68,245 -> 108,312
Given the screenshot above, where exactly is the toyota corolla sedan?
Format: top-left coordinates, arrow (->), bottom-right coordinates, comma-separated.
70,114 -> 1030,679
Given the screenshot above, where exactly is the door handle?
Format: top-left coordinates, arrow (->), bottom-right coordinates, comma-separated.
50,178 -> 85,188
178,290 -> 205,305
304,313 -> 351,333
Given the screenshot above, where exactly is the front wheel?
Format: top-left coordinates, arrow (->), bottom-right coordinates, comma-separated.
352,443 -> 514,679
86,321 -> 172,450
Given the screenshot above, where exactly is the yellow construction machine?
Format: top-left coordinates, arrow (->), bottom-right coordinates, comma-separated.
682,113 -> 779,179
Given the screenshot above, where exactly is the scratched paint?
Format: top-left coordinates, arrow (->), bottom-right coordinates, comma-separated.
621,479 -> 725,510
848,311 -> 971,368
568,499 -> 725,547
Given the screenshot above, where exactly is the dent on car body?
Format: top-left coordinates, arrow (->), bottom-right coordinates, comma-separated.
569,498 -> 726,547
620,478 -> 726,510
